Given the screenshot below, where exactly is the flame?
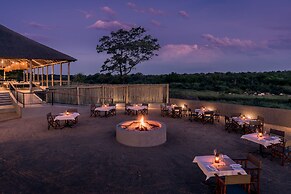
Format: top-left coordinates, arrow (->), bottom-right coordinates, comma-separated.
140,116 -> 145,127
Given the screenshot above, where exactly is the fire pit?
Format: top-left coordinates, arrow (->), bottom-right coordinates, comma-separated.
116,116 -> 166,147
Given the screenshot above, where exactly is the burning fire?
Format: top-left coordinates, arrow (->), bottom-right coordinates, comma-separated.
140,116 -> 145,128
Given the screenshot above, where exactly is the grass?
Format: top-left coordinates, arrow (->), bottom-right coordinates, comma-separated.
170,89 -> 291,109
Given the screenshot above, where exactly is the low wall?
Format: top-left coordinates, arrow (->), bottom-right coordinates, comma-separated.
170,98 -> 291,129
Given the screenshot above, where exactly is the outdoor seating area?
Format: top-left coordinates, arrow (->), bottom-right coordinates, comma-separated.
0,104 -> 290,193
47,109 -> 80,129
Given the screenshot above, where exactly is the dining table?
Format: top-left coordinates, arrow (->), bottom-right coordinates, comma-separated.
241,132 -> 282,155
127,105 -> 147,115
54,112 -> 80,128
95,106 -> 116,117
193,155 -> 247,180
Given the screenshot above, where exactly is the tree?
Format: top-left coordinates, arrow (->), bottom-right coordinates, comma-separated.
96,27 -> 160,81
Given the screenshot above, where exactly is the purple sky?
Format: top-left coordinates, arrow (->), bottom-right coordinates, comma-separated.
1,0 -> 291,75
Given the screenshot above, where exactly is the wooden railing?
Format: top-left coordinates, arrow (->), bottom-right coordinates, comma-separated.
47,84 -> 169,105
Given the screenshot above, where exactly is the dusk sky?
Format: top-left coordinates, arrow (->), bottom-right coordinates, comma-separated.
1,0 -> 291,75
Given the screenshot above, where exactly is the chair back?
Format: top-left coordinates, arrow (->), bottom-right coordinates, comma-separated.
142,103 -> 148,107
109,103 -> 116,107
231,113 -> 241,117
47,112 -> 53,121
204,111 -> 214,116
269,128 -> 285,138
67,108 -> 78,113
225,116 -> 230,122
225,174 -> 251,185
249,120 -> 262,126
247,153 -> 262,168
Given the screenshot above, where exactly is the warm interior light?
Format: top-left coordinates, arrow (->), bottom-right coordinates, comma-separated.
258,132 -> 263,137
66,111 -> 69,115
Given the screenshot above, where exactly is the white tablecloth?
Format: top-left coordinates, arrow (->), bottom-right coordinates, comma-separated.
193,155 -> 246,180
232,117 -> 254,126
127,106 -> 147,111
95,106 -> 115,112
194,109 -> 209,115
241,133 -> 281,148
54,112 -> 80,121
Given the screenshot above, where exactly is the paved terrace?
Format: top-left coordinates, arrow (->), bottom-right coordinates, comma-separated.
0,105 -> 290,194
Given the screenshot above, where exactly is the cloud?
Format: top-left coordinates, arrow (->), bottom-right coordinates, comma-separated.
151,20 -> 161,27
148,7 -> 164,15
101,6 -> 115,15
202,34 -> 257,49
127,2 -> 164,15
161,44 -> 199,57
78,10 -> 94,19
178,10 -> 189,18
157,43 -> 220,64
88,20 -> 132,30
27,22 -> 52,30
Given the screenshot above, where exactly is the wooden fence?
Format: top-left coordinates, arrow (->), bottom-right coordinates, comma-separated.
46,84 -> 169,105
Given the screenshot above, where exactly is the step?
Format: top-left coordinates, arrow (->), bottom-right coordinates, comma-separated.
0,105 -> 15,113
0,112 -> 20,122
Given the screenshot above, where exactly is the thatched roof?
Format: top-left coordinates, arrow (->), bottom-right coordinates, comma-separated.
0,24 -> 76,62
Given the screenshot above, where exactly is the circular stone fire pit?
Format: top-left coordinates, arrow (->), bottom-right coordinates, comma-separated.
116,119 -> 166,147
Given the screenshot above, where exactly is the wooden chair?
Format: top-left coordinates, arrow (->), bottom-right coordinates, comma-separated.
203,111 -> 214,124
225,116 -> 232,132
214,110 -> 220,122
90,104 -> 97,117
141,103 -> 149,115
172,106 -> 182,118
234,153 -> 262,194
230,113 -> 241,118
244,120 -> 263,134
269,128 -> 285,141
271,139 -> 291,166
160,104 -> 169,117
125,103 -> 133,115
215,174 -> 251,194
47,112 -> 62,130
189,109 -> 199,122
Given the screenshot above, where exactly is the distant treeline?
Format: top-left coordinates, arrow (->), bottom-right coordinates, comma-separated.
71,71 -> 291,95
4,70 -> 291,95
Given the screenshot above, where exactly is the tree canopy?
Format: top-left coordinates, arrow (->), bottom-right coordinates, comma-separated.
96,27 -> 160,80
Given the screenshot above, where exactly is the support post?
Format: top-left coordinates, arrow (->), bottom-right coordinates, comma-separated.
67,62 -> 70,86
29,60 -> 32,93
60,63 -> 62,86
37,68 -> 40,82
32,68 -> 35,82
23,71 -> 25,82
26,70 -> 28,82
3,71 -> 6,80
125,85 -> 129,104
77,86 -> 80,105
166,84 -> 169,103
46,65 -> 49,87
51,64 -> 54,86
41,66 -> 44,86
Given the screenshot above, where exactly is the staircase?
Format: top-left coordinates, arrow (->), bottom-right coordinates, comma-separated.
0,92 -> 12,106
0,92 -> 21,122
